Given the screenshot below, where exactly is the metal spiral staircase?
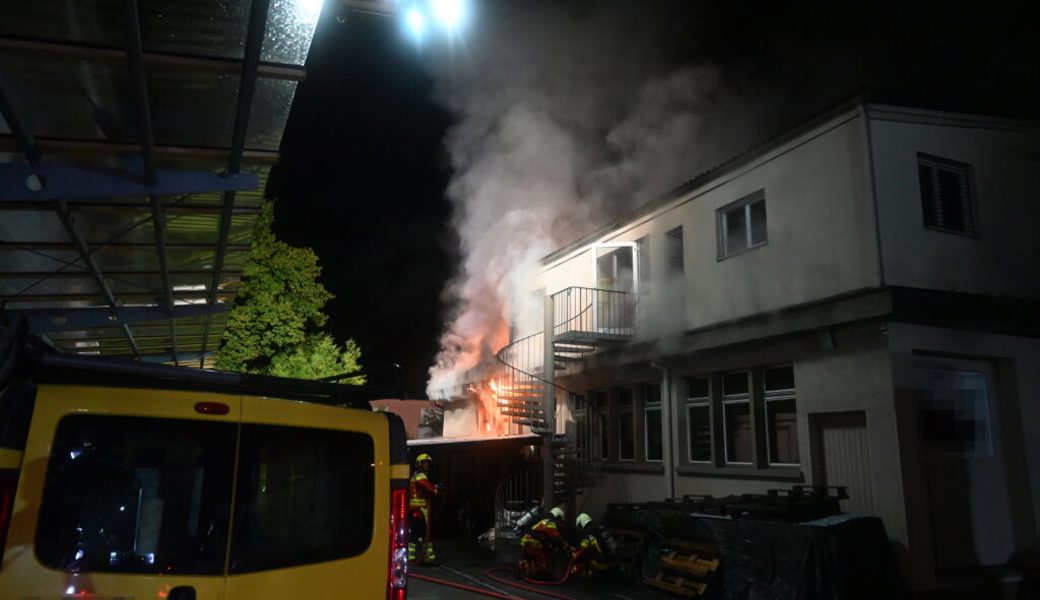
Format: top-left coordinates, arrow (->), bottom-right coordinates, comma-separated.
491,286 -> 636,502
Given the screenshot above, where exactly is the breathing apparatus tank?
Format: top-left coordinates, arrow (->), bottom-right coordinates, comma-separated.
513,503 -> 545,534
592,522 -> 620,557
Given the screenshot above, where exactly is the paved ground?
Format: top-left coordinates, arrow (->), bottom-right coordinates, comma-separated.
407,541 -> 674,600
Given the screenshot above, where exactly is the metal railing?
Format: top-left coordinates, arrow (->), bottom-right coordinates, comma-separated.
493,462 -> 541,540
551,286 -> 636,339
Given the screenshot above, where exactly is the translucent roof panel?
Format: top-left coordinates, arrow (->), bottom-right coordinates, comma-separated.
262,0 -> 322,66
0,0 -> 317,366
0,54 -> 133,142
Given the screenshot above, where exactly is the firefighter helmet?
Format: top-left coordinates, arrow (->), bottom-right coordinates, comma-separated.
550,507 -> 565,521
576,513 -> 592,529
416,453 -> 433,467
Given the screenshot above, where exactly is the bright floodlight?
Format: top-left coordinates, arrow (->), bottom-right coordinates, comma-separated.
430,0 -> 465,31
406,7 -> 426,41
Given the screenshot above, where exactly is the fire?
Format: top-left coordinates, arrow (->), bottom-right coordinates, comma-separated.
474,377 -> 511,437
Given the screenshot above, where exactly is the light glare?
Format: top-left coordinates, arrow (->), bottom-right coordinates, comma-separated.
406,7 -> 426,41
430,0 -> 464,30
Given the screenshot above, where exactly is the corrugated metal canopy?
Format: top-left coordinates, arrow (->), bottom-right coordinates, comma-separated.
0,0 -> 320,368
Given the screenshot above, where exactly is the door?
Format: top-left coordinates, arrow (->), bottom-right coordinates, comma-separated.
0,384 -> 240,600
225,396 -> 390,600
914,358 -> 1014,570
810,411 -> 875,515
591,242 -> 638,333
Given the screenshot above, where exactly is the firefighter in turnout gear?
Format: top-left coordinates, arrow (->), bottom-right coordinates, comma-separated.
518,507 -> 571,580
570,513 -> 609,577
408,453 -> 441,564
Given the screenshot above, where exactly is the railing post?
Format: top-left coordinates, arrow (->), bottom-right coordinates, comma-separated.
542,293 -> 556,509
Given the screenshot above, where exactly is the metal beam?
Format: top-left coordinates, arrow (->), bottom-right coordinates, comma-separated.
0,241 -> 251,251
125,0 -> 178,365
0,36 -> 307,82
54,199 -> 140,357
0,270 -> 243,279
201,0 -> 272,368
0,135 -> 280,165
0,163 -> 258,202
6,303 -> 228,333
0,201 -> 262,213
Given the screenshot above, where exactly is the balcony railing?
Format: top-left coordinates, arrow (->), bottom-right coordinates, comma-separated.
551,286 -> 636,341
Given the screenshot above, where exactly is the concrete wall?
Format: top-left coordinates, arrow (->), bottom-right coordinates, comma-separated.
869,107 -> 1040,298
539,107 -> 882,334
888,322 -> 1040,589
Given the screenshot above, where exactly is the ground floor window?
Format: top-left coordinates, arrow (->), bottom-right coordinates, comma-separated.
644,383 -> 662,462
679,364 -> 800,472
617,388 -> 636,461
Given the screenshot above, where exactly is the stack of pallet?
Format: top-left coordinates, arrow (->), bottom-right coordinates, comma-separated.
648,539 -> 720,597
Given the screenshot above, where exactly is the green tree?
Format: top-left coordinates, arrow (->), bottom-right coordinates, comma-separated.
215,202 -> 364,382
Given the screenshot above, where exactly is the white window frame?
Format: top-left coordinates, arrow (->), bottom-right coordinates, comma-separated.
616,387 -> 636,462
717,190 -> 767,259
763,366 -> 798,466
643,383 -> 662,463
722,371 -> 753,465
685,377 -> 712,464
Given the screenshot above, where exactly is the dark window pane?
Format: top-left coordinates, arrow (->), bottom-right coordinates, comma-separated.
937,169 -> 967,232
919,164 -> 939,228
596,409 -> 609,459
767,399 -> 799,464
229,424 -> 374,573
666,227 -> 684,275
618,412 -> 635,460
725,207 -> 747,255
764,365 -> 795,392
724,402 -> 753,463
573,394 -> 586,411
36,415 -> 236,575
687,405 -> 711,462
576,415 -> 588,452
618,388 -> 634,407
687,377 -> 710,399
645,409 -> 663,461
750,200 -> 767,245
645,383 -> 661,404
723,372 -> 749,396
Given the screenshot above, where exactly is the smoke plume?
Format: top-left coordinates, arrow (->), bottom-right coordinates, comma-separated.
425,2 -> 762,396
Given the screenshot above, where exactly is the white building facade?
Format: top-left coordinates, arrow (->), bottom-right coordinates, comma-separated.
518,100 -> 1040,590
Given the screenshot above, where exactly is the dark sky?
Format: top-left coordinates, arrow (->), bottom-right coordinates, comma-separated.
273,0 -> 1038,399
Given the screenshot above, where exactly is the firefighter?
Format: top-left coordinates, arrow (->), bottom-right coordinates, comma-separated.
570,513 -> 609,577
518,506 -> 570,580
408,453 -> 441,564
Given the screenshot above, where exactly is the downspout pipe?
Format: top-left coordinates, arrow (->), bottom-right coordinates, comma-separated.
651,362 -> 675,500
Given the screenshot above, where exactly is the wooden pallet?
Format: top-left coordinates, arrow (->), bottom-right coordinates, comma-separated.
649,538 -> 720,597
649,572 -> 708,597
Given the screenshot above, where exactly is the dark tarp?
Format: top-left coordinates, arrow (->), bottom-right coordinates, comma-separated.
605,507 -> 904,600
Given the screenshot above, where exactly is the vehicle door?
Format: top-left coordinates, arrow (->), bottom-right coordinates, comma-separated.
0,383 -> 240,600
225,395 -> 391,600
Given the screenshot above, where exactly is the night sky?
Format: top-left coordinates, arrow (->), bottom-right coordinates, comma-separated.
272,0 -> 1038,399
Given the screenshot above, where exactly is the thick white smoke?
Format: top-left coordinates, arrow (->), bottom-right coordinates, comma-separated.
425,2 -> 761,397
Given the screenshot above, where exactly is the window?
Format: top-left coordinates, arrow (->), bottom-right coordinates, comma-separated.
665,226 -> 684,276
593,391 -> 609,460
914,367 -> 992,457
36,415 -> 236,575
918,153 -> 976,235
764,365 -> 798,465
644,383 -> 662,462
230,424 -> 375,573
722,371 -> 753,464
717,191 -> 767,258
636,235 -> 650,291
685,377 -> 711,462
617,388 -> 635,461
573,394 -> 588,455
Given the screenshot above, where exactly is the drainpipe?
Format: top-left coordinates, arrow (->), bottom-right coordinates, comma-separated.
651,362 -> 676,500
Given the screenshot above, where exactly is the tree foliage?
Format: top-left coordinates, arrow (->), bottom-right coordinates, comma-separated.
215,202 -> 364,382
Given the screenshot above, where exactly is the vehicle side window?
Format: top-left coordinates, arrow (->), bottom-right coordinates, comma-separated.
36,415 -> 236,575
229,424 -> 375,573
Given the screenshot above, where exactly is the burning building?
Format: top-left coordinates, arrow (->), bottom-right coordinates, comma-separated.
428,98 -> 1040,593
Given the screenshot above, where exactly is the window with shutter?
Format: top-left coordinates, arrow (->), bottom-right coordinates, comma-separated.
917,153 -> 977,235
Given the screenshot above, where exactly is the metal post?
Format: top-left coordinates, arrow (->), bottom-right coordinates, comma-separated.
542,293 -> 556,509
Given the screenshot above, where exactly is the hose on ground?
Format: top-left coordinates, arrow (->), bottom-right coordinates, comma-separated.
410,571 -> 526,600
484,567 -> 583,600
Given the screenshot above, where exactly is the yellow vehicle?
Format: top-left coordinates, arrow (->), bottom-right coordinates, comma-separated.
0,319 -> 410,600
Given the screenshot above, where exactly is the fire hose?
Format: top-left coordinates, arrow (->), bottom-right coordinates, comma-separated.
409,560 -> 584,600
